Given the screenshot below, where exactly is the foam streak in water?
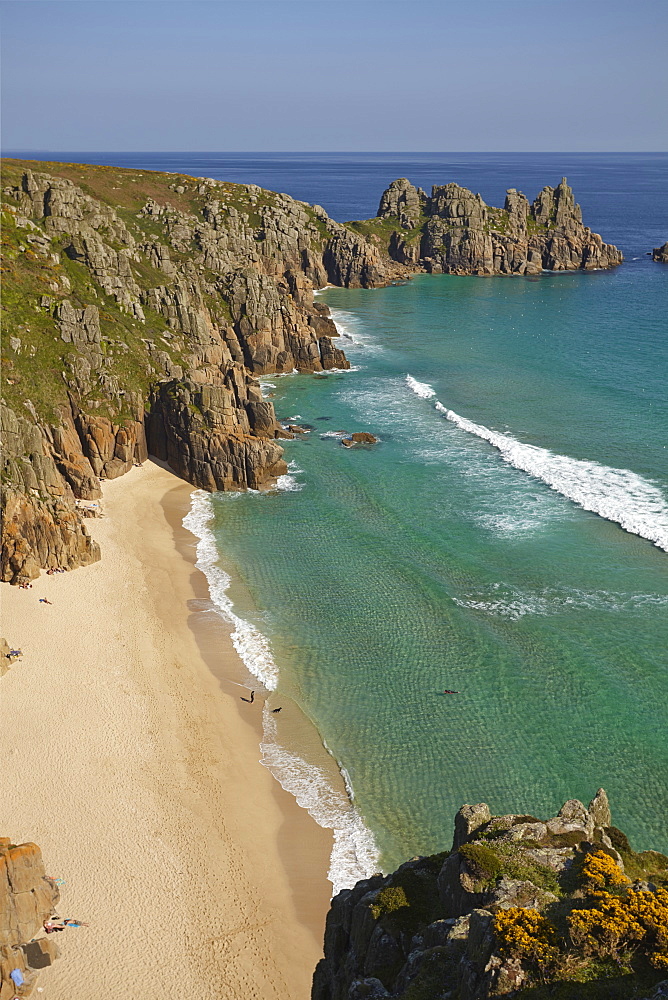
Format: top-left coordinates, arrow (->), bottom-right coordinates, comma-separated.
260,708 -> 380,895
406,375 -> 668,551
183,491 -> 279,688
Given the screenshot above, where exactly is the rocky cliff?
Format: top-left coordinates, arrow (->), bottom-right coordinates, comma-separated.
1,159 -> 398,582
0,839 -> 60,999
313,791 -> 668,1000
350,177 -> 622,276
1,163 -> 623,584
652,243 -> 668,262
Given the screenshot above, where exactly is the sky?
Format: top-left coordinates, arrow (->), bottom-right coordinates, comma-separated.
1,0 -> 667,152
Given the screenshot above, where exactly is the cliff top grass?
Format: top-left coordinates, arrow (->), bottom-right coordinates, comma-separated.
1,203 -> 189,424
1,157 -> 333,243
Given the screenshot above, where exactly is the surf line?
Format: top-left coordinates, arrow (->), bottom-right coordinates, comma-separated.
405,374 -> 668,552
183,490 -> 381,894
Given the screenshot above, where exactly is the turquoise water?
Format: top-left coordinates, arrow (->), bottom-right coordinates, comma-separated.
18,150 -> 667,880
207,263 -> 667,874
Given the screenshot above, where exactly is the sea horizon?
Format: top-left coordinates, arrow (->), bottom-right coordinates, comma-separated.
6,148 -> 665,893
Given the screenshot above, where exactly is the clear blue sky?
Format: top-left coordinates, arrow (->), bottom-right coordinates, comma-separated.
2,0 -> 666,151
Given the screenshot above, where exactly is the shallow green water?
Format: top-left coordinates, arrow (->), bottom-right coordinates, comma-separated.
208,267 -> 667,878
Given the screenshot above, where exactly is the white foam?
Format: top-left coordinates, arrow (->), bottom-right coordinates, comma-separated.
406,375 -> 668,551
453,582 -> 668,621
316,366 -> 362,374
183,491 -> 279,689
405,374 -> 437,399
184,490 -> 379,898
328,308 -> 384,356
274,474 -> 304,492
260,708 -> 381,895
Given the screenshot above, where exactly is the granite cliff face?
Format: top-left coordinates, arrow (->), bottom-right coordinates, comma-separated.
1,163 -> 623,583
313,791 -> 668,1000
356,176 -> 622,276
1,159 -> 395,582
0,839 -> 60,998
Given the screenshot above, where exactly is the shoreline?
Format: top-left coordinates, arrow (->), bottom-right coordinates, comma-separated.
0,460 -> 332,1000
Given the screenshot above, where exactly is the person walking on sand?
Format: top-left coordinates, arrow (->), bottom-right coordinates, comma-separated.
241,690 -> 255,704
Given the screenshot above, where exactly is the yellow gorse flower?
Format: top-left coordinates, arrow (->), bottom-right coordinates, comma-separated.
568,888 -> 668,968
581,850 -> 629,890
493,907 -> 559,968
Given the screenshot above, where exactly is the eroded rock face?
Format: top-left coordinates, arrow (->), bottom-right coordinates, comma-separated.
377,176 -> 622,275
311,789 -> 662,1000
3,162 -> 393,581
0,839 -> 60,996
377,179 -> 427,230
652,242 -> 668,262
147,375 -> 288,491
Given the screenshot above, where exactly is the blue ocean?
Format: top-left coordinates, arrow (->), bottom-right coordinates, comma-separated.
18,151 -> 668,889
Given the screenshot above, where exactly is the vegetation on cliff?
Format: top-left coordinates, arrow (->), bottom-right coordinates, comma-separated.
312,791 -> 668,1000
0,161 -> 623,585
350,176 -> 622,276
0,158 -> 393,582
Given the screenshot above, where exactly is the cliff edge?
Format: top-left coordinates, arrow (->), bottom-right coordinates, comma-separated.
1,159 -> 396,582
313,790 -> 668,1000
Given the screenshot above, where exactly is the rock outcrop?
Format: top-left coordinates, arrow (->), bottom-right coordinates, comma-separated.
313,789 -> 668,1000
2,159 -> 393,581
0,839 -> 60,998
652,242 -> 668,262
0,162 -> 624,583
373,176 -> 622,275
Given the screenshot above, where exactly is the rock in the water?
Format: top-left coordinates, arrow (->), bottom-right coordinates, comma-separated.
652,242 -> 668,262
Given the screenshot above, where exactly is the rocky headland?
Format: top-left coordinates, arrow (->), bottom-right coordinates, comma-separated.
313,790 -> 668,1000
1,162 -> 622,583
0,839 -> 60,998
351,177 -> 622,276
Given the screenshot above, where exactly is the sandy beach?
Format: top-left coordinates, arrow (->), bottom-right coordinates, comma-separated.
0,460 -> 332,999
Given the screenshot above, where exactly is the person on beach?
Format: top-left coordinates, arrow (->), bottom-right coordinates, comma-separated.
44,917 -> 89,933
241,690 -> 255,703
39,598 -> 53,605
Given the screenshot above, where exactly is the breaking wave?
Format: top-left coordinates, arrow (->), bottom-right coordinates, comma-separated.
406,375 -> 668,551
261,709 -> 380,895
184,490 -> 379,895
183,491 -> 280,689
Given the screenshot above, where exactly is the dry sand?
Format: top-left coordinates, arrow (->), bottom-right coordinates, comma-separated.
0,460 -> 333,999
